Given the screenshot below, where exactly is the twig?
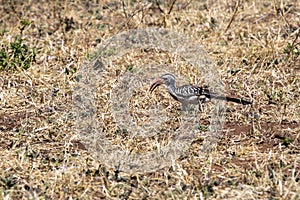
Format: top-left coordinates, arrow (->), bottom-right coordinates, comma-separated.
167,0 -> 177,15
272,0 -> 290,27
179,0 -> 193,10
121,0 -> 128,18
291,28 -> 300,47
224,1 -> 239,33
119,2 -> 151,30
155,0 -> 165,14
271,0 -> 278,14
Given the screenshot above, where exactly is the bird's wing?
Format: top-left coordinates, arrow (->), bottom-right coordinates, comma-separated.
175,85 -> 252,105
175,85 -> 204,98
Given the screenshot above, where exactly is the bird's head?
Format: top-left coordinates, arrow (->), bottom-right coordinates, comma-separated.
149,74 -> 176,93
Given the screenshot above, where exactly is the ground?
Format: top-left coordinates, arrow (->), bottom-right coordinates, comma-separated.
0,0 -> 299,199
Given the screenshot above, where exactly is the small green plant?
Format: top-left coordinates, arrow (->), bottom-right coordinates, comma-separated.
282,137 -> 292,146
197,124 -> 208,131
284,42 -> 300,57
0,19 -> 36,71
0,174 -> 17,190
127,64 -> 134,72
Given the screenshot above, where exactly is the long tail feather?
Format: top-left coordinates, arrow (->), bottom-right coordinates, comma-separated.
206,94 -> 252,105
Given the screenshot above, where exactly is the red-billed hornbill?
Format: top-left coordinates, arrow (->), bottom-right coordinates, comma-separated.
150,74 -> 252,111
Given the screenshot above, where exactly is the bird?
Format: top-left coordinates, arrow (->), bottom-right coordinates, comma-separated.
149,73 -> 252,111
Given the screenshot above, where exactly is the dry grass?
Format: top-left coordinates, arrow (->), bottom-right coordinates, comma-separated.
0,0 -> 299,199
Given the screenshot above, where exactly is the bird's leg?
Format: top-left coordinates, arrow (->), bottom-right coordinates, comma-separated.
198,101 -> 203,112
181,103 -> 200,122
181,102 -> 188,112
181,102 -> 196,113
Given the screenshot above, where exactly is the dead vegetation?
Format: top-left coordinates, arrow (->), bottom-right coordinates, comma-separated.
0,0 -> 299,199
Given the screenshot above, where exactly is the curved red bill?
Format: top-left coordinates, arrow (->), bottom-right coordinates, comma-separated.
149,79 -> 164,93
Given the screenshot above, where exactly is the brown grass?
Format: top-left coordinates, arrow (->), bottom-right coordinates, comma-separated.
0,0 -> 299,199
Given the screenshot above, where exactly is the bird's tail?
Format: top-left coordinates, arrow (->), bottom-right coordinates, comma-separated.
206,94 -> 252,105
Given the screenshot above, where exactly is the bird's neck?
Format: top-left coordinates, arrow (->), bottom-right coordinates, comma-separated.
166,82 -> 177,97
